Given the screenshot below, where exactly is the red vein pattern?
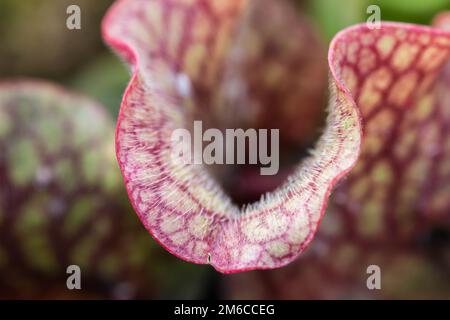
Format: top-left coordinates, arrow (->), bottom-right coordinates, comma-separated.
226,20 -> 450,297
103,0 -> 359,273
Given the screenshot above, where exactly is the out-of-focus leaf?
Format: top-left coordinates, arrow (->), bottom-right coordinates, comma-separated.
376,0 -> 450,15
0,81 -> 209,299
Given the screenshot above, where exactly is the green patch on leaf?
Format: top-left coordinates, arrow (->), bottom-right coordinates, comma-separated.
15,193 -> 49,235
70,234 -> 98,269
63,196 -> 99,236
21,233 -> 58,273
35,116 -> 63,154
81,150 -> 102,184
54,159 -> 77,192
0,106 -> 12,138
8,138 -> 40,186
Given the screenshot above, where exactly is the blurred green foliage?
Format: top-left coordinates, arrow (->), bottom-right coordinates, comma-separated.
70,53 -> 129,117
305,0 -> 450,40
306,0 -> 366,40
374,0 -> 450,24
